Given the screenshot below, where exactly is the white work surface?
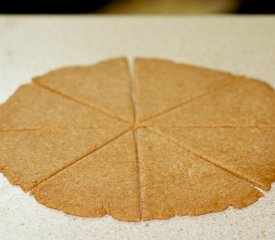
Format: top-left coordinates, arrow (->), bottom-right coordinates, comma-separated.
0,15 -> 275,240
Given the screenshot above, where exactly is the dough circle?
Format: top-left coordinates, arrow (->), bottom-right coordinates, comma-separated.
0,57 -> 275,221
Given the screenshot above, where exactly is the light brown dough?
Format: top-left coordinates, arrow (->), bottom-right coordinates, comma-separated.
147,79 -> 275,127
149,127 -> 275,191
136,128 -> 262,220
33,131 -> 140,222
134,58 -> 240,122
0,84 -> 125,130
0,126 -> 128,191
33,57 -> 134,123
1,57 -> 275,222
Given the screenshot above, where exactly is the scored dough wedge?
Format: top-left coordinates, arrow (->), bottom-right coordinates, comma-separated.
136,128 -> 262,220
147,79 -> 275,127
0,84 -> 127,130
32,131 -> 140,222
0,125 -> 128,192
134,58 -> 240,122
33,57 -> 134,123
150,127 -> 275,191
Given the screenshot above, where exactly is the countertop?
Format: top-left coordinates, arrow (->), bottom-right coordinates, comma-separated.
0,15 -> 275,240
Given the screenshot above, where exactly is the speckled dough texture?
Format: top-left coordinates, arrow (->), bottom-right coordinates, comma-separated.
0,57 -> 275,222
